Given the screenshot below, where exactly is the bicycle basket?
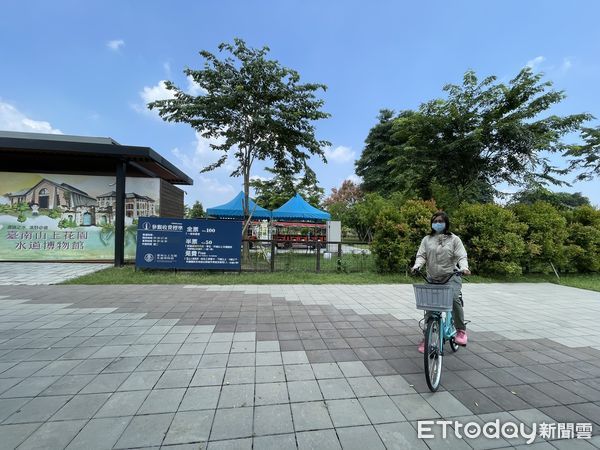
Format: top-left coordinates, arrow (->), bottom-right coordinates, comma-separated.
413,284 -> 454,311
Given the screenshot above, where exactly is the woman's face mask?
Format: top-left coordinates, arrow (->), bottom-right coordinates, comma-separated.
432,222 -> 445,233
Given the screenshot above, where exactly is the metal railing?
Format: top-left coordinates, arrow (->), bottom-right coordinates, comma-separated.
241,239 -> 374,273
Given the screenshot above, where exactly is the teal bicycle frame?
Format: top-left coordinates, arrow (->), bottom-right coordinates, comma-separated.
416,269 -> 463,391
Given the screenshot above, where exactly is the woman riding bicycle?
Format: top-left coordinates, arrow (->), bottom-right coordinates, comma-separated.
411,211 -> 471,353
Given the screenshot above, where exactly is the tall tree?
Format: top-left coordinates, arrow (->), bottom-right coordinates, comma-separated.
323,179 -> 364,224
566,126 -> 600,181
510,186 -> 590,210
251,166 -> 324,210
323,179 -> 364,208
148,38 -> 330,241
356,69 -> 592,203
187,201 -> 205,218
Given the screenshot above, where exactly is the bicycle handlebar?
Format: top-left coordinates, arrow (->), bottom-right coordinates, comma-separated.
410,267 -> 466,284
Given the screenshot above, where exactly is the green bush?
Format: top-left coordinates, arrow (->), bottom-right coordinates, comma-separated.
563,206 -> 600,272
371,208 -> 407,273
511,202 -> 568,273
372,199 -> 437,273
453,203 -> 527,276
17,213 -> 27,223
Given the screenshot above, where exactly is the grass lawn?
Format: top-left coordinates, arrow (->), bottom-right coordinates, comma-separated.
62,265 -> 600,292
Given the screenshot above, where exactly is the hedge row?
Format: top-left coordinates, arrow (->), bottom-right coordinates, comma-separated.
371,201 -> 600,275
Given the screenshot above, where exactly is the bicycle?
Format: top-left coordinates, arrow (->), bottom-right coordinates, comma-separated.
412,269 -> 465,392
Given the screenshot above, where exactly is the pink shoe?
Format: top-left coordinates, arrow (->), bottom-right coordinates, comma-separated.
418,339 -> 425,354
455,329 -> 468,346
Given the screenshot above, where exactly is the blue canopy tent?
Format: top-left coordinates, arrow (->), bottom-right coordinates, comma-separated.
271,193 -> 331,221
206,191 -> 272,219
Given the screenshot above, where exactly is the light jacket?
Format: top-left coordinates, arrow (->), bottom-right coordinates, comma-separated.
414,233 -> 469,281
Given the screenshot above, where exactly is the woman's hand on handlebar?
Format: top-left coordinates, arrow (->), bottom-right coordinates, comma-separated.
462,268 -> 471,276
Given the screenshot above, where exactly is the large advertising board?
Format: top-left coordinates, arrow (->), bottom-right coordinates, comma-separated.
0,172 -> 160,261
135,217 -> 242,270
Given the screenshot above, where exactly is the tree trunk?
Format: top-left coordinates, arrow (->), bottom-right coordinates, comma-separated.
242,166 -> 251,262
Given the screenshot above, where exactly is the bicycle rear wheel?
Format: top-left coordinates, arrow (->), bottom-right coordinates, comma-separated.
424,317 -> 443,392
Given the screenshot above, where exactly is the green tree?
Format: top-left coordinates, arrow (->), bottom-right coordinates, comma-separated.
510,186 -> 590,210
357,69 -> 591,203
562,206 -> 600,272
565,126 -> 600,181
187,201 -> 205,218
323,180 -> 364,225
251,166 -> 324,210
511,202 -> 567,273
148,38 -> 330,242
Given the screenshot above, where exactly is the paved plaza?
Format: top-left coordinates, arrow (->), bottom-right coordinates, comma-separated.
0,282 -> 599,449
0,263 -> 111,285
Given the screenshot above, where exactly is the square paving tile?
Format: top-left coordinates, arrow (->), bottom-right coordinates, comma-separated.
210,407 -> 253,440
375,422 -> 429,450
255,382 -> 289,405
254,404 -> 294,435
114,412 -> 174,448
138,388 -> 186,414
255,365 -> 285,383
17,419 -> 86,450
163,409 -> 214,445
296,429 -> 341,450
253,433 -> 296,450
291,401 -> 334,431
95,390 -> 150,417
336,424 -> 386,450
66,416 -> 131,450
326,398 -> 370,427
288,380 -> 323,402
179,386 -> 220,411
52,393 -> 111,420
218,384 -> 254,408
359,396 -> 406,424
347,376 -> 386,397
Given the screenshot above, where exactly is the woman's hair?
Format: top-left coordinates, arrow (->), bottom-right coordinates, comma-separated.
430,211 -> 451,235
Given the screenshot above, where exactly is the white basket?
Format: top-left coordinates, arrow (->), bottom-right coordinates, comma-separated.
413,284 -> 454,311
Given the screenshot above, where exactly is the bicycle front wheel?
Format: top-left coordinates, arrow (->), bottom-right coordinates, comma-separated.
424,317 -> 443,392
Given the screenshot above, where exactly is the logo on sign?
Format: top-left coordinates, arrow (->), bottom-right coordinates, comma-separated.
144,253 -> 155,262
142,222 -> 151,230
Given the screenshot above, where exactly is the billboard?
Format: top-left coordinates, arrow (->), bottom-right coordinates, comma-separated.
136,217 -> 242,270
0,172 -> 160,261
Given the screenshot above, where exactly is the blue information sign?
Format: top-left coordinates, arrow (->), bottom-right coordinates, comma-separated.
135,217 -> 242,270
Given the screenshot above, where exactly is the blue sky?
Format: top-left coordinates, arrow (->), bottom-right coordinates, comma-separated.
1,0 -> 599,207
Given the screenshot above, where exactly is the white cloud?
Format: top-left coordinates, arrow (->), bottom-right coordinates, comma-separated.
187,76 -> 207,96
170,132 -> 237,175
107,39 -> 125,51
140,80 -> 175,105
525,56 -> 545,70
0,100 -> 62,134
198,176 -> 236,195
324,145 -> 356,163
163,62 -> 172,76
135,77 -> 207,117
345,174 -> 362,184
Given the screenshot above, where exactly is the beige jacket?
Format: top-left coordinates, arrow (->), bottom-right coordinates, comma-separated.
414,233 -> 469,281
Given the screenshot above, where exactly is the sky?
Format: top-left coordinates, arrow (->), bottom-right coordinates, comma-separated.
1,0 -> 599,207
